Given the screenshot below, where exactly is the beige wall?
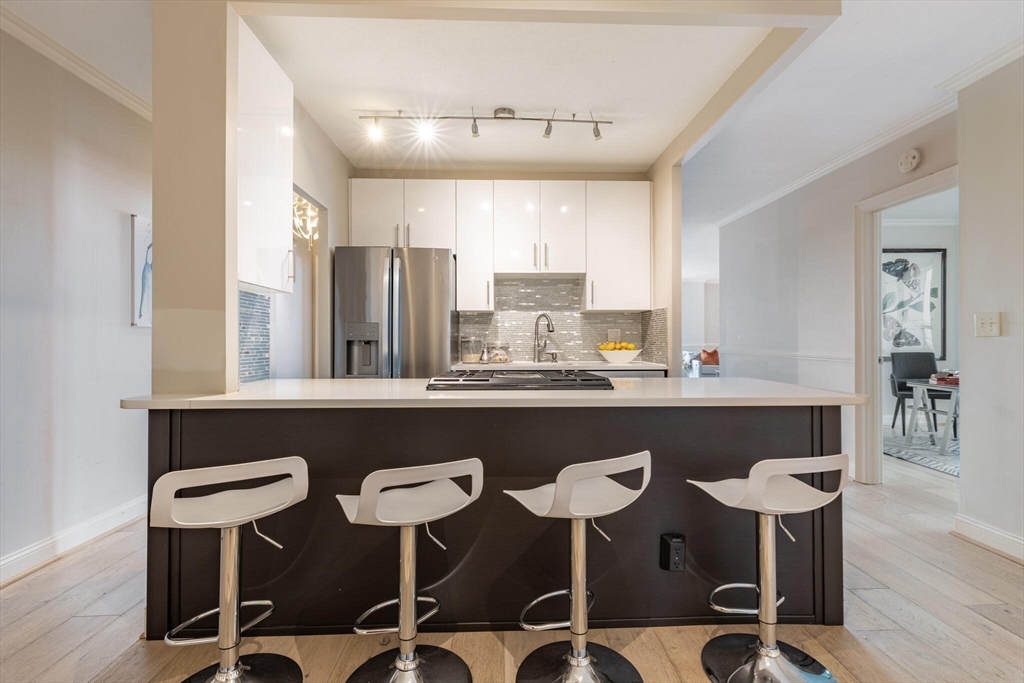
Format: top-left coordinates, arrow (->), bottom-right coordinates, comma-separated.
719,112 -> 959,460
151,0 -> 239,394
956,58 -> 1024,548
292,101 -> 356,378
0,31 -> 151,578
648,163 -> 683,375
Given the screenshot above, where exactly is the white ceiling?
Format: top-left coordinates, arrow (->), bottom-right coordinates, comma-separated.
882,186 -> 959,222
1,0 -> 152,101
680,0 -> 1023,281
244,16 -> 769,173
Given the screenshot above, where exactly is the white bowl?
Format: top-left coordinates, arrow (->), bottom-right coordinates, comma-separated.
599,349 -> 642,364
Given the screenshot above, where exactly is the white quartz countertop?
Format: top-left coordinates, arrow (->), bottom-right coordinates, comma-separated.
121,378 -> 867,410
451,361 -> 668,371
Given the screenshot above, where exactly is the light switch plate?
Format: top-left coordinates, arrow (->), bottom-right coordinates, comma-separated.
608,329 -> 621,342
974,312 -> 1001,337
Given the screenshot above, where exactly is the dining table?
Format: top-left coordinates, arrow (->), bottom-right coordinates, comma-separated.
906,378 -> 960,456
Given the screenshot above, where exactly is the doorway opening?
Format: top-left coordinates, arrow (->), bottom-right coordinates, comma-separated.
879,187 -> 960,484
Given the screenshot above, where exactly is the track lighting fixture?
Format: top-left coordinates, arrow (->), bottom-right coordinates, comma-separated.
359,108 -> 612,141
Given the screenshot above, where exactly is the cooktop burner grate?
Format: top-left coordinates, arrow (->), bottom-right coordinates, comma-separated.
426,369 -> 614,391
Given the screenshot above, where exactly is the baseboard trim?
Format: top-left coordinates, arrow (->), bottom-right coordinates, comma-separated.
0,495 -> 148,582
952,514 -> 1024,565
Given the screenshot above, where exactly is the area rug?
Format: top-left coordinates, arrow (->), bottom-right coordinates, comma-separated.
883,429 -> 959,476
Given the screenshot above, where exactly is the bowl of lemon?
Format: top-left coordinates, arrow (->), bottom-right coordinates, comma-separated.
598,341 -> 642,364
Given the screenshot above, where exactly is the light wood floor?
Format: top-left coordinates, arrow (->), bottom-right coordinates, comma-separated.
1,456 -> 1021,683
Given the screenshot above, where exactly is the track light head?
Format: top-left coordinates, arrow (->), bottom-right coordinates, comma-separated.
543,121 -> 552,139
367,117 -> 383,142
592,122 -> 602,141
472,119 -> 479,138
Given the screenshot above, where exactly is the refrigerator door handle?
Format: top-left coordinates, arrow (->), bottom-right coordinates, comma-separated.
392,255 -> 402,378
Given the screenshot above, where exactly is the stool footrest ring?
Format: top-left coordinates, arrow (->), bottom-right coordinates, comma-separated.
519,588 -> 596,632
708,583 -> 784,616
164,599 -> 275,646
353,596 -> 440,636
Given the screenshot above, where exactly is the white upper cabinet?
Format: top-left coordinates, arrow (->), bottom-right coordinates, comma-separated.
539,181 -> 586,273
350,178 -> 404,247
404,180 -> 456,251
493,180 -> 541,273
237,19 -> 294,293
455,181 -> 494,311
584,181 -> 651,312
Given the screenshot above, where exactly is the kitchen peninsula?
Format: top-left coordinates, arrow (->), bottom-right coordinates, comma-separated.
124,377 -> 866,640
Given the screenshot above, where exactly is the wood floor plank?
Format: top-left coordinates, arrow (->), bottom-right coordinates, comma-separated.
855,588 -> 1024,681
844,560 -> 888,590
448,630 -> 505,683
0,547 -> 146,662
652,624 -> 712,683
844,588 -> 901,632
813,626 -> 921,682
76,570 -> 146,617
968,603 -> 1024,640
0,615 -> 115,683
592,627 -> 683,683
89,639 -> 181,683
32,600 -> 145,683
284,634 -> 351,683
859,628 -> 980,683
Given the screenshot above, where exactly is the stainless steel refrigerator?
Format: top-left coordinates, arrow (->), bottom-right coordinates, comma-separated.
334,247 -> 453,379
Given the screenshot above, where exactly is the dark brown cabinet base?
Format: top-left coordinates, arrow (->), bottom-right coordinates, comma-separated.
146,405 -> 843,640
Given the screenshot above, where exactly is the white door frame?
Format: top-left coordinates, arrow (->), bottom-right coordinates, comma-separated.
853,165 -> 959,484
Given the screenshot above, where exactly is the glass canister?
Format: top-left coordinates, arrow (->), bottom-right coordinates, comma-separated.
460,337 -> 484,364
487,341 -> 511,364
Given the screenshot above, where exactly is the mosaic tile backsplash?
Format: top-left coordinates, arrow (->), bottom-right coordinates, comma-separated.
239,290 -> 270,383
459,277 -> 666,364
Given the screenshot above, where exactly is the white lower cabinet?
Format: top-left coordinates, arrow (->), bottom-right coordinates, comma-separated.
584,181 -> 651,312
455,180 -> 493,311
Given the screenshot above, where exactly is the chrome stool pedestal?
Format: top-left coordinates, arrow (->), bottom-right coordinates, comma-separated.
515,518 -> 642,683
700,515 -> 833,683
338,458 -> 483,683
149,457 -> 309,683
345,527 -> 471,683
689,453 -> 849,683
505,451 -> 652,683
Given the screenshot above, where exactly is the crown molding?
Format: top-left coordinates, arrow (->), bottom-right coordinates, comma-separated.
715,95 -> 958,230
0,6 -> 152,122
880,218 -> 958,229
936,36 -> 1024,93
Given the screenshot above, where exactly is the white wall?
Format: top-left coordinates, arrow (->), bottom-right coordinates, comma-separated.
680,282 -> 706,354
955,58 -> 1024,553
704,282 -> 720,346
879,219 -> 959,418
0,32 -> 151,579
291,100 -> 355,378
719,112 -> 958,460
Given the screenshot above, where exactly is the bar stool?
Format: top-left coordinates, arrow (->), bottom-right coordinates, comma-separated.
504,451 -> 651,683
338,458 -> 483,683
150,457 -> 309,683
688,453 -> 849,683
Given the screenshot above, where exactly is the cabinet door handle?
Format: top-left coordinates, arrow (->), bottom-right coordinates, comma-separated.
486,280 -> 490,306
405,223 -> 410,247
591,280 -> 595,305
544,243 -> 549,269
533,243 -> 538,269
393,223 -> 399,247
287,249 -> 295,281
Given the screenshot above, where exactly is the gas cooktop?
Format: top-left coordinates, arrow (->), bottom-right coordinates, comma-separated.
426,369 -> 614,391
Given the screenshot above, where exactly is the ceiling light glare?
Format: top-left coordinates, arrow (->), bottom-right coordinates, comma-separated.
367,118 -> 383,142
416,120 -> 436,142
280,125 -> 293,137
543,121 -> 552,139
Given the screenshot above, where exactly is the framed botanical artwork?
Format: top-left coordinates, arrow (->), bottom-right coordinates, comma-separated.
881,248 -> 946,360
131,214 -> 153,327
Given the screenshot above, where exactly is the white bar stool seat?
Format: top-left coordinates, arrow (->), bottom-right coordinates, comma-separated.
504,451 -> 651,683
688,453 -> 849,683
338,458 -> 483,683
150,457 -> 308,683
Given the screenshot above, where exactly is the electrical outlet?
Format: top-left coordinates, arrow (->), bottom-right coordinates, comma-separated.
974,312 -> 1001,337
660,533 -> 686,571
608,329 -> 621,342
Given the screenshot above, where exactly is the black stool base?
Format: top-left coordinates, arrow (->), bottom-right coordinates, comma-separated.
346,645 -> 472,683
701,634 -> 835,683
516,641 -> 643,683
182,653 -> 303,683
